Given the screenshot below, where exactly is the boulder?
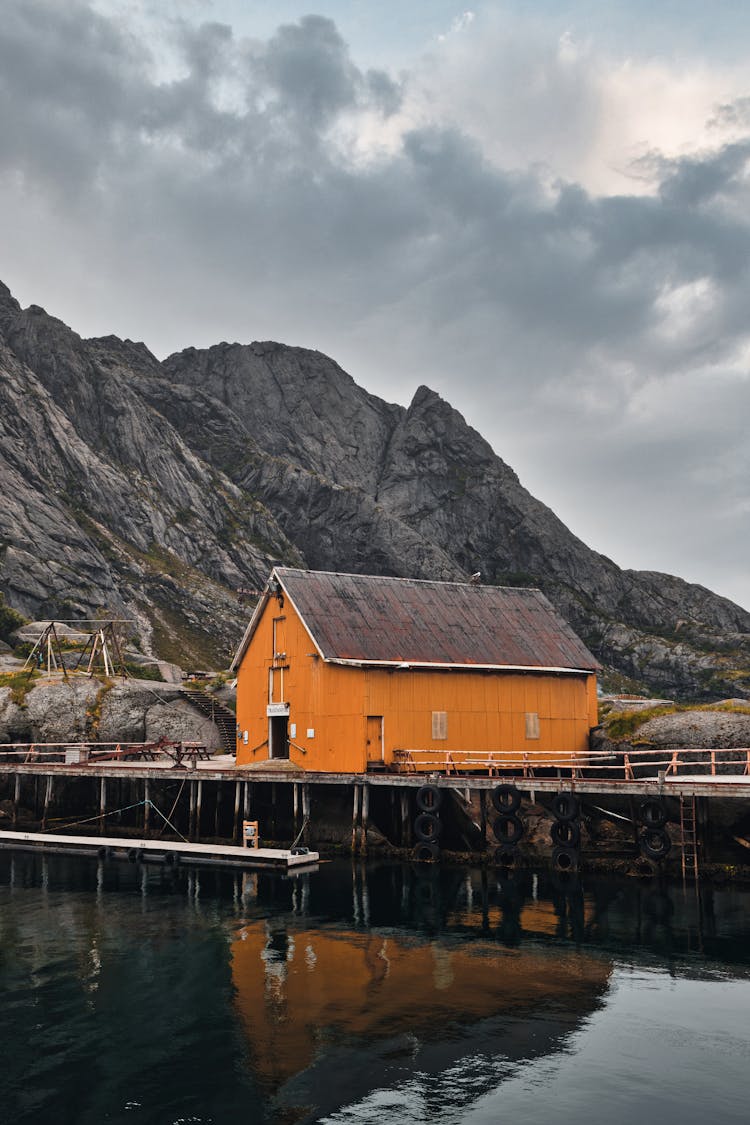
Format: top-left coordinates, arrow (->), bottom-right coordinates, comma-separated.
635,709 -> 750,750
0,676 -> 226,749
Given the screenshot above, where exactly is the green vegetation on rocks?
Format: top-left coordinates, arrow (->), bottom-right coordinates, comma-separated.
0,669 -> 38,707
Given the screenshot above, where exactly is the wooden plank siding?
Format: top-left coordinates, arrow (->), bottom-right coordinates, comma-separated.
235,590 -> 598,773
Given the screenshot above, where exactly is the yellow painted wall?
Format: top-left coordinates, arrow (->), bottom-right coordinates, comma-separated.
235,592 -> 367,772
235,592 -> 597,772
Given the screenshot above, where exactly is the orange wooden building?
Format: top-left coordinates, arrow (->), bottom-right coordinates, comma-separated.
231,568 -> 599,773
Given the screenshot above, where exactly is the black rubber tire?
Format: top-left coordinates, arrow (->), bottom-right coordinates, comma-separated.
552,793 -> 580,822
492,813 -> 524,845
491,784 -> 521,814
413,841 -> 440,863
96,846 -> 111,860
127,848 -> 141,864
639,827 -> 671,861
164,852 -> 180,867
550,819 -> 581,848
414,812 -> 442,842
416,784 -> 443,813
552,845 -> 579,873
639,799 -> 667,829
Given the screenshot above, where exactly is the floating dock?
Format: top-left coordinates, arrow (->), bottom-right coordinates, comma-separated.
0,828 -> 319,871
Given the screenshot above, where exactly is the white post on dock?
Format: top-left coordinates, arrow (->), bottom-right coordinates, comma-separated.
99,778 -> 107,836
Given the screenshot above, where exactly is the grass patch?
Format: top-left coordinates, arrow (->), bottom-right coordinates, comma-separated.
122,661 -> 165,682
0,669 -> 39,707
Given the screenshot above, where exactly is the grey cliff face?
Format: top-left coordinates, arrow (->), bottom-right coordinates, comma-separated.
0,279 -> 748,697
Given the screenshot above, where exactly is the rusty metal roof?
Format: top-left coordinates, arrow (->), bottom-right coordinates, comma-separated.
232,568 -> 598,673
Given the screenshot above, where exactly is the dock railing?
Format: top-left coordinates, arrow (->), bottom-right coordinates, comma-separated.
0,739 -> 212,767
392,746 -> 750,780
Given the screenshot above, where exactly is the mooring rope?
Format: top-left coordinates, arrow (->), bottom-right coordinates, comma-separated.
290,816 -> 309,851
158,780 -> 186,839
146,797 -> 188,844
43,796 -> 188,843
45,800 -> 146,833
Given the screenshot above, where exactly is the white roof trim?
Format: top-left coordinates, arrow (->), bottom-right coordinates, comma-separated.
326,657 -> 595,675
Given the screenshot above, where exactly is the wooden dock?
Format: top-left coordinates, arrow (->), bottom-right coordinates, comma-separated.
1,743 -> 749,876
0,828 -> 319,870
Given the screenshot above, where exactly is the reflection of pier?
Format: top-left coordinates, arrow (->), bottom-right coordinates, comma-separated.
231,867 -> 613,1118
226,859 -> 746,1122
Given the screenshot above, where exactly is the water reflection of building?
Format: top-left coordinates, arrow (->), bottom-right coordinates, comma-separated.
230,880 -> 613,1119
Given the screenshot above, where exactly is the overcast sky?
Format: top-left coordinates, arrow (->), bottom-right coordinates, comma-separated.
2,1 -> 750,610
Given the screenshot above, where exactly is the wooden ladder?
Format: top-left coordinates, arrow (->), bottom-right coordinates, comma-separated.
679,796 -> 700,882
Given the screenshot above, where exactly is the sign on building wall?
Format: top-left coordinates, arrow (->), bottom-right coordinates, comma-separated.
267,702 -> 290,717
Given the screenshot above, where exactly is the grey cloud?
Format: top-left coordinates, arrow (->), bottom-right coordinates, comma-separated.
658,141 -> 750,207
0,1 -> 749,606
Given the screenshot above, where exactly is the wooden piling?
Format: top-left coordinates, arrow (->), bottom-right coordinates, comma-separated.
233,780 -> 241,843
351,785 -> 361,854
293,782 -> 300,832
361,784 -> 369,856
195,779 -> 203,841
214,781 -> 222,839
399,789 -> 410,847
41,775 -> 53,830
189,780 -> 197,840
99,777 -> 107,836
302,783 -> 311,846
144,779 -> 151,835
13,773 -> 20,826
479,789 -> 487,850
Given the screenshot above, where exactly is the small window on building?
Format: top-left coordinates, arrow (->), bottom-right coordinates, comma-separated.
525,712 -> 540,740
432,711 -> 447,740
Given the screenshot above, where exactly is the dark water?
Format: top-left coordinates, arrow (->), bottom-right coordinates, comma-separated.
1,854 -> 749,1125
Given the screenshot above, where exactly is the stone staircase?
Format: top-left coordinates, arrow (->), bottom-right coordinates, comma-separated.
180,687 -> 237,755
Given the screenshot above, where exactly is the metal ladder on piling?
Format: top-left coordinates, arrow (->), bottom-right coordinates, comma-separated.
679,796 -> 700,883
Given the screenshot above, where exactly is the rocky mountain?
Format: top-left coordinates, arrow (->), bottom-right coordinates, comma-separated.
1,279 -> 748,697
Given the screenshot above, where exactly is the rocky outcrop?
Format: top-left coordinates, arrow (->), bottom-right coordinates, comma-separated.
1,278 -> 748,697
630,708 -> 750,750
0,676 -> 224,749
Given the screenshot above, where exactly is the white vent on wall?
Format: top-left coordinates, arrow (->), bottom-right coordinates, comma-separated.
432,711 -> 448,740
